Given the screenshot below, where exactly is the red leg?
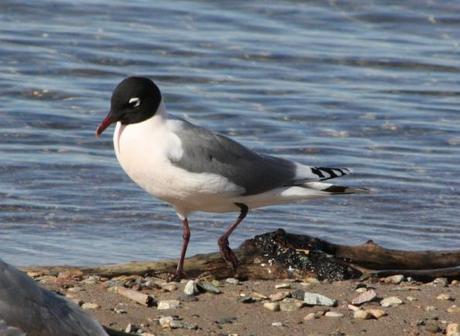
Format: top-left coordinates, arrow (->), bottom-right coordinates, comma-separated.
218,203 -> 248,269
173,217 -> 190,281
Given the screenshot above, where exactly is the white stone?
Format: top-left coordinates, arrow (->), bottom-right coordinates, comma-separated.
380,296 -> 403,307
184,280 -> 199,296
157,300 -> 180,310
382,275 -> 404,284
81,302 -> 100,310
325,311 -> 343,318
225,277 -> 240,285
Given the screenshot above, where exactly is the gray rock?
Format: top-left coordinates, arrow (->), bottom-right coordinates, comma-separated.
216,316 -> 236,325
184,280 -> 199,296
237,296 -> 255,304
303,292 -> 337,307
432,277 -> 448,287
196,281 -> 221,294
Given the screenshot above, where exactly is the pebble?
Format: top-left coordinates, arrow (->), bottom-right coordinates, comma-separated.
159,316 -> 174,328
447,323 -> 460,336
251,291 -> 268,300
271,322 -> 283,327
304,277 -> 320,284
351,289 -> 377,305
447,305 -> 460,313
184,280 -> 199,296
367,308 -> 386,319
279,298 -> 304,312
216,316 -> 236,325
380,296 -> 403,307
275,283 -> 291,289
353,310 -> 371,320
125,323 -> 137,333
157,300 -> 181,310
406,296 -> 417,302
382,274 -> 404,285
263,302 -> 280,312
161,282 -> 177,292
325,311 -> 343,318
81,275 -> 99,285
196,281 -> 221,294
225,277 -> 240,285
347,304 -> 360,311
237,296 -> 255,304
437,293 -> 454,301
425,305 -> 436,312
67,286 -> 84,293
81,302 -> 100,310
269,291 -> 291,302
303,312 -> 317,321
432,277 -> 448,287
303,292 -> 337,307
113,307 -> 127,314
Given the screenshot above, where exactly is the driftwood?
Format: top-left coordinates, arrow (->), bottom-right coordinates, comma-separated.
115,286 -> 154,306
25,229 -> 460,282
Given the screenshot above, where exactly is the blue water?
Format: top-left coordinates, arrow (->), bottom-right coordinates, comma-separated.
1,0 -> 459,266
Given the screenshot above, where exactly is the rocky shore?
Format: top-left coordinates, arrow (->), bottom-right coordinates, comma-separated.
27,269 -> 460,336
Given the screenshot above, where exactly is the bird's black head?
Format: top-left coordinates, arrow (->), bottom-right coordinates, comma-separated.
96,76 -> 162,136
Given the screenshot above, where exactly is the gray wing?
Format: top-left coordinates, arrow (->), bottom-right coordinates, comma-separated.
170,120 -> 299,195
0,259 -> 108,336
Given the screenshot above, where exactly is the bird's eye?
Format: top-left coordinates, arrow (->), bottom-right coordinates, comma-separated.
128,97 -> 141,108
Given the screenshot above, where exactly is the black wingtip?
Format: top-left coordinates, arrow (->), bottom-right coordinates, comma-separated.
323,185 -> 370,194
311,167 -> 352,180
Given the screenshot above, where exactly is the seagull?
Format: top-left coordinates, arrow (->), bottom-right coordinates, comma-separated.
96,76 -> 367,280
0,258 -> 108,336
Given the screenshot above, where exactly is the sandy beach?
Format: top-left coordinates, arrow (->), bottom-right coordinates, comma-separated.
27,268 -> 460,336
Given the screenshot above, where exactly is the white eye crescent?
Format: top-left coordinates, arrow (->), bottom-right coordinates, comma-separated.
128,97 -> 141,108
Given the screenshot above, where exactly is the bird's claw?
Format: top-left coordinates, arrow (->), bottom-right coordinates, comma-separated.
218,237 -> 239,270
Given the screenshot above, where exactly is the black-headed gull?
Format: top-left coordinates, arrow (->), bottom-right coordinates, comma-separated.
96,77 -> 367,280
0,259 -> 108,336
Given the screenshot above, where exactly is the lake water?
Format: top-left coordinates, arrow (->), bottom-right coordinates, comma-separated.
1,0 -> 459,266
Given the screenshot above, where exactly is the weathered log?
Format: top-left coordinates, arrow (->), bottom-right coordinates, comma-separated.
115,286 -> 155,306
24,229 -> 460,281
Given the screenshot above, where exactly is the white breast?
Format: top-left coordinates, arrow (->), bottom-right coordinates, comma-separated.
112,113 -> 243,216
